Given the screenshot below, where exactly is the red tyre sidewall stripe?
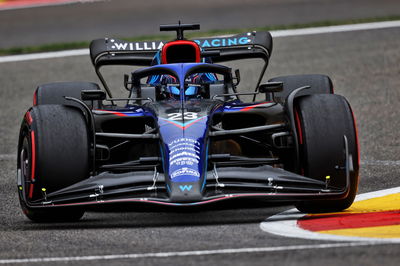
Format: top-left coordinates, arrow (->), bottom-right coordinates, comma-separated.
28,130 -> 36,199
294,107 -> 305,175
294,108 -> 303,145
24,111 -> 33,125
33,89 -> 38,106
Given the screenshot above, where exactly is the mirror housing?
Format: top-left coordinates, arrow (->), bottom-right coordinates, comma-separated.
81,90 -> 106,101
258,81 -> 283,93
233,69 -> 241,86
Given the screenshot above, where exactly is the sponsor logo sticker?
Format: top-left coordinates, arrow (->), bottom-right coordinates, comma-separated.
171,168 -> 200,179
109,37 -> 252,51
179,185 -> 193,192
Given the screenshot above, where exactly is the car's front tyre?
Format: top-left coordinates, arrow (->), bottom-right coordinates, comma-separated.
294,94 -> 359,213
17,105 -> 89,222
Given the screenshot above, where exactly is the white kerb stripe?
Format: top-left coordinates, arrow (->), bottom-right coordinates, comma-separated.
0,20 -> 400,64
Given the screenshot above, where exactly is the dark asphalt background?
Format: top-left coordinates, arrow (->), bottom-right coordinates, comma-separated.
0,0 -> 400,265
1,0 -> 400,49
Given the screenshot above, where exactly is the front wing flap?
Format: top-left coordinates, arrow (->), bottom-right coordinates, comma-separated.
24,161 -> 350,209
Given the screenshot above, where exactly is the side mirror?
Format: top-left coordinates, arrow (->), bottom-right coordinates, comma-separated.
258,82 -> 283,93
81,90 -> 106,101
233,69 -> 241,86
124,74 -> 134,91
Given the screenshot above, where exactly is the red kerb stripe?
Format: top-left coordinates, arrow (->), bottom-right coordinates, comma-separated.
298,210 -> 400,231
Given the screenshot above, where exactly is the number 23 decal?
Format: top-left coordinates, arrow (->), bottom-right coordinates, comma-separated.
167,112 -> 198,121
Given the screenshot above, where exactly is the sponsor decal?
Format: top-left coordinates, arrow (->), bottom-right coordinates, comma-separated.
110,39 -> 164,51
168,138 -> 202,181
170,157 -> 198,166
170,151 -> 200,161
160,115 -> 207,130
168,139 -> 200,163
194,37 -> 251,48
179,185 -> 193,192
109,37 -> 252,51
167,112 -> 198,121
171,168 -> 200,179
169,146 -> 199,155
168,138 -> 200,149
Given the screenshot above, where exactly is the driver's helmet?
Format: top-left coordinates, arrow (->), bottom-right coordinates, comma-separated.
147,50 -> 217,97
164,73 -> 217,97
166,85 -> 196,96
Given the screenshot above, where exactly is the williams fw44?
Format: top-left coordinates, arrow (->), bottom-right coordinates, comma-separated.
17,23 -> 359,222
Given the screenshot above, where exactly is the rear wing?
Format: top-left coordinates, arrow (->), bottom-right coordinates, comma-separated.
90,31 -> 272,67
89,31 -> 272,98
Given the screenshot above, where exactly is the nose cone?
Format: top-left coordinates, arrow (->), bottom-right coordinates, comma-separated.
153,99 -> 216,202
160,124 -> 208,202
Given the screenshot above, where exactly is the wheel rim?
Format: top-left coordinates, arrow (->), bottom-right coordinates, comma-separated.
19,136 -> 32,199
20,147 -> 29,181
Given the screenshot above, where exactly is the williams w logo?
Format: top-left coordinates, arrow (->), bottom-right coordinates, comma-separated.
179,185 -> 193,192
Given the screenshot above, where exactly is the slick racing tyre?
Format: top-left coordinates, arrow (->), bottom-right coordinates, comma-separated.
34,82 -> 102,108
293,94 -> 359,213
17,105 -> 89,222
268,74 -> 333,102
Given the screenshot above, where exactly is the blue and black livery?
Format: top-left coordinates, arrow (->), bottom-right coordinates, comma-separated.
17,23 -> 360,221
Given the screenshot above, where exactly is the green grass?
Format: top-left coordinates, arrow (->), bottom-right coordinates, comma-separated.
1,15 -> 400,56
1,41 -> 89,56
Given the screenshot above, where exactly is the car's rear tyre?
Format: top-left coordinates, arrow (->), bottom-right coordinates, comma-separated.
17,105 -> 89,222
294,94 -> 359,213
34,82 -> 101,108
268,74 -> 333,102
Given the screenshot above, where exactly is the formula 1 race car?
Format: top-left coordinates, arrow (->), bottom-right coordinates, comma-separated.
17,23 -> 359,222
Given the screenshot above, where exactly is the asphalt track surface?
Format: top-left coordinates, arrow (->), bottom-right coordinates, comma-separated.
0,23 -> 400,265
2,0 -> 400,49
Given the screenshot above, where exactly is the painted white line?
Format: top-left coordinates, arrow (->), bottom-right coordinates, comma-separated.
260,186 -> 400,243
361,160 -> 400,167
270,20 -> 400,37
0,242 -> 388,264
0,49 -> 88,63
0,154 -> 16,160
0,20 -> 399,63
